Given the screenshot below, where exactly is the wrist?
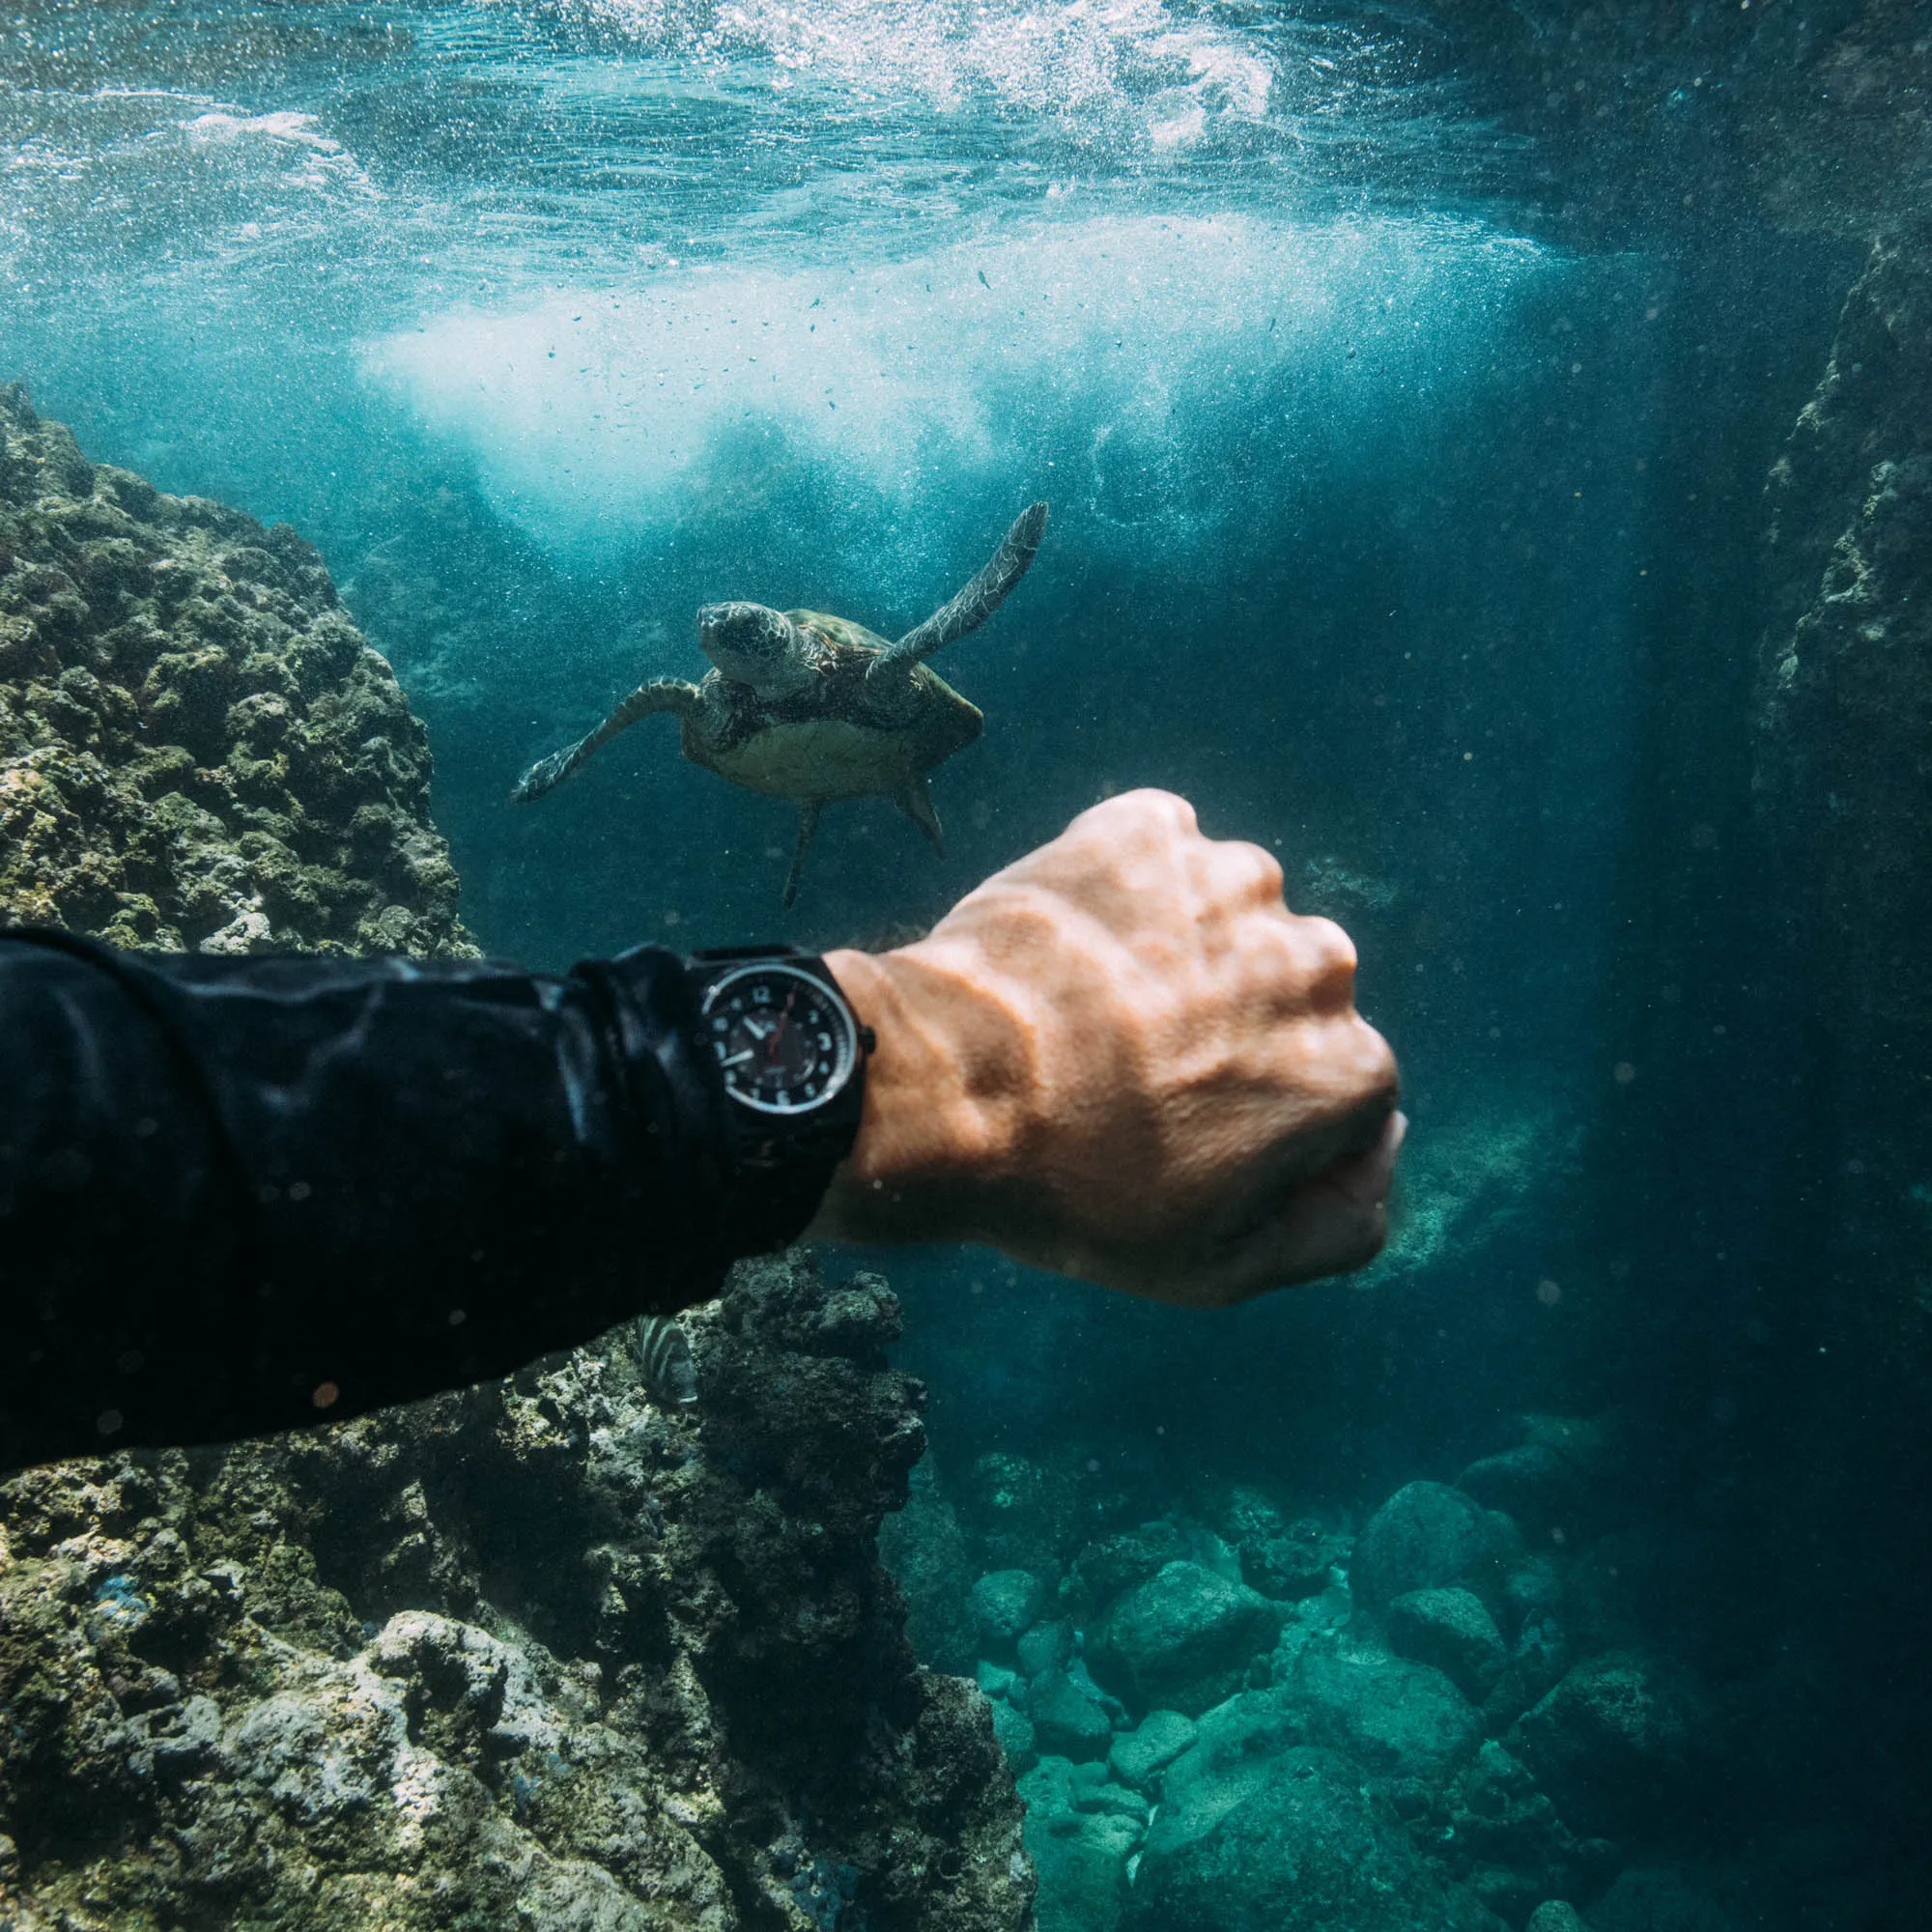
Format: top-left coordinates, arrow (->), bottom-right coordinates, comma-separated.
808,944 -> 1034,1245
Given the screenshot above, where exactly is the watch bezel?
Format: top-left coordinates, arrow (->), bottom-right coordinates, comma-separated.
698,959 -> 861,1118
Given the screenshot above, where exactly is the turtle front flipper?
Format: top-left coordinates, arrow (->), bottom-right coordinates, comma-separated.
510,677 -> 701,803
871,500 -> 1048,678
781,799 -> 823,908
894,775 -> 946,856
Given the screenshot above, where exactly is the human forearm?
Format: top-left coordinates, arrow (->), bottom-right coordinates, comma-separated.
0,935 -> 741,1466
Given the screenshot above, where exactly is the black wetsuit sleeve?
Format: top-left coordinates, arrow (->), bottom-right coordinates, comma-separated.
0,933 -> 753,1469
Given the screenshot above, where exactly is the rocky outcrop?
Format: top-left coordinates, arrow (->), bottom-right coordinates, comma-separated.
0,384 -> 469,955
0,415 -> 1029,1928
1755,232 -> 1932,1281
0,1253 -> 1033,1931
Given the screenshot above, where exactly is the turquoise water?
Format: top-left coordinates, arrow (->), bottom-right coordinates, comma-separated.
4,3 -> 1926,1926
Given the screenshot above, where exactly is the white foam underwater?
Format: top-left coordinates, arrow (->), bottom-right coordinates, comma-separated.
363,212 -> 1553,565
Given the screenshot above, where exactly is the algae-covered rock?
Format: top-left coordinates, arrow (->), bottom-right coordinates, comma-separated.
1510,1650 -> 1715,1840
0,384 -> 469,955
1385,1586 -> 1510,1700
0,1253 -> 1033,1931
1028,1668 -> 1113,1762
1015,1754 -> 1146,1932
1071,1520 -> 1191,1613
1239,1518 -> 1350,1603
971,1568 -> 1047,1654
1087,1561 -> 1279,1717
1350,1481 -> 1515,1616
1125,1743 -> 1498,1932
1290,1636 -> 1483,1788
1106,1708 -> 1197,1793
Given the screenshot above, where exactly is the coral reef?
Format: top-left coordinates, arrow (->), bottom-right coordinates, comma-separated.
0,1253 -> 1032,1931
0,384 -> 469,955
0,419 -> 1029,1929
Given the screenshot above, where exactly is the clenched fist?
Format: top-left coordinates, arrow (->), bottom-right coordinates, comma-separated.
811,789 -> 1403,1303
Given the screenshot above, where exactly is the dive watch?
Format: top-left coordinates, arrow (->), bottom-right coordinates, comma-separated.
685,945 -> 872,1250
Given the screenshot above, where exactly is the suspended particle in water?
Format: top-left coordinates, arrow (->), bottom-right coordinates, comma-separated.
1535,1279 -> 1562,1306
1612,1061 -> 1636,1084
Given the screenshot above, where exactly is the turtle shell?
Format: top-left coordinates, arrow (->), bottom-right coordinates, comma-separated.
685,608 -> 983,803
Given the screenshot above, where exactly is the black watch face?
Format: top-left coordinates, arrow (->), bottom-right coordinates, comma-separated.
701,963 -> 859,1116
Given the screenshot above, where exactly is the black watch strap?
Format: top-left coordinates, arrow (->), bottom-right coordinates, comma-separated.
685,945 -> 870,1256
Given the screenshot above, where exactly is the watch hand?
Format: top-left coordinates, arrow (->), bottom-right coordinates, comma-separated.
765,988 -> 798,1063
721,1049 -> 756,1067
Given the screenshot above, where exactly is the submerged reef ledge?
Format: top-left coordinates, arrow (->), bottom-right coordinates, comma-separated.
0,383 -> 469,955
0,397 -> 1030,1929
0,1252 -> 1032,1931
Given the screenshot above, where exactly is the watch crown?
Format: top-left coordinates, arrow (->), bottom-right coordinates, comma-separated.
858,1025 -> 877,1055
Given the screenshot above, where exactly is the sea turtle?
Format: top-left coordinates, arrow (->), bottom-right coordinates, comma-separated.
510,500 -> 1048,905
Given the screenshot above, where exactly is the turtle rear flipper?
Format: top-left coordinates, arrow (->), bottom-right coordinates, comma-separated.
894,775 -> 946,855
871,500 -> 1047,678
510,677 -> 701,803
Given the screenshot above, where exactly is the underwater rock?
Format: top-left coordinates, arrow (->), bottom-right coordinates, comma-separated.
0,384 -> 469,956
1509,1650 -> 1715,1842
1587,1863 -> 1744,1932
1441,1740 -> 1596,1920
970,1568 -> 1047,1656
0,1252 -> 1034,1932
1458,1415 -> 1628,1539
1350,1481 -> 1516,1617
1524,1904 -> 1588,1932
1106,1709 -> 1198,1794
1071,1520 -> 1191,1614
1385,1586 -> 1510,1701
1086,1561 -> 1280,1719
1015,1616 -> 1072,1681
1027,1668 -> 1114,1763
1125,1742 -> 1499,1932
879,1458 -> 979,1675
963,1452 -> 1092,1578
1015,1755 -> 1144,1932
1289,1636 -> 1482,1789
989,1701 -> 1038,1776
1239,1518 -> 1350,1603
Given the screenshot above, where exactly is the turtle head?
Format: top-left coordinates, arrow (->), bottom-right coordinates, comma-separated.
696,602 -> 814,696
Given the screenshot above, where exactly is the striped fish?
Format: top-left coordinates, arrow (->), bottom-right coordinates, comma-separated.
632,1315 -> 699,1409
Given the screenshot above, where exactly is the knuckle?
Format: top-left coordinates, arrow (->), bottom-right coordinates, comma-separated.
1353,1020 -> 1400,1099
1222,838 -> 1285,903
1294,916 -> 1358,1000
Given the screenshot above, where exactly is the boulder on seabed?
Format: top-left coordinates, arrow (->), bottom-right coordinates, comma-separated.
1350,1481 -> 1517,1616
991,1699 -> 1038,1775
1509,1650 -> 1714,1839
1107,1709 -> 1199,1793
1018,1754 -> 1148,1932
970,1568 -> 1047,1655
1029,1668 -> 1114,1762
1071,1520 -> 1191,1613
1086,1561 -> 1281,1717
1385,1586 -> 1510,1699
1017,1617 -> 1073,1680
1239,1518 -> 1350,1602
1124,1740 -> 1500,1931
1291,1637 -> 1483,1788
1525,1904 -> 1589,1932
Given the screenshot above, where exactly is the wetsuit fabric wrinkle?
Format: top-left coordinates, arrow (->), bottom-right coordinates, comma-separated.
0,933 -> 792,1472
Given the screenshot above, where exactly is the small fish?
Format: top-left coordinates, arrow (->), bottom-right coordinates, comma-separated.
978,269 -> 990,290
632,1315 -> 698,1409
